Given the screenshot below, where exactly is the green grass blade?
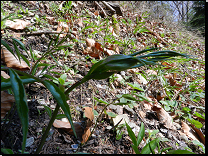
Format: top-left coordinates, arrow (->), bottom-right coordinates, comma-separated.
166,149 -> 195,154
12,38 -> 29,57
43,80 -> 77,138
129,47 -> 160,56
12,40 -> 21,63
1,39 -> 18,60
137,122 -> 145,146
9,68 -> 28,154
126,122 -> 137,146
141,138 -> 161,154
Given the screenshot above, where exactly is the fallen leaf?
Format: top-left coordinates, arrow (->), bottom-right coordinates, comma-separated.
57,21 -> 69,37
84,107 -> 94,121
5,19 -> 30,30
86,38 -> 95,48
1,48 -> 30,71
53,119 -> 84,138
81,128 -> 91,143
190,124 -> 205,145
180,121 -> 199,142
1,71 -> 10,79
152,104 -> 176,130
1,91 -> 15,119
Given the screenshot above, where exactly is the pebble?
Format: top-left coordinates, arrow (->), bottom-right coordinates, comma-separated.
26,137 -> 34,147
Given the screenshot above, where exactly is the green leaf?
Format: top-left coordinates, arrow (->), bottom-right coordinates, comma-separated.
43,105 -> 52,118
93,110 -> 99,116
43,80 -> 77,138
12,38 -> 29,57
93,97 -> 108,104
106,111 -> 117,117
1,148 -> 14,154
187,118 -> 203,128
141,138 -> 161,154
60,73 -> 67,82
1,39 -> 18,60
127,82 -> 144,91
126,122 -> 137,146
137,122 -> 145,146
1,76 -> 36,91
166,149 -> 195,154
9,68 -> 28,153
122,94 -> 138,101
131,144 -> 141,154
56,114 -> 67,119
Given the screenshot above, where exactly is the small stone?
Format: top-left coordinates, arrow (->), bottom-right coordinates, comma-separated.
26,137 -> 34,147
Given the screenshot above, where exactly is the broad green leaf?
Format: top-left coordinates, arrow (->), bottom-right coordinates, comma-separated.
141,138 -> 161,154
126,122 -> 137,146
9,68 -> 28,153
1,76 -> 36,91
166,149 -> 195,154
106,111 -> 117,118
60,73 -> 67,82
93,110 -> 99,116
43,80 -> 77,138
193,112 -> 205,120
137,122 -> 145,146
1,148 -> 14,154
187,118 -> 203,128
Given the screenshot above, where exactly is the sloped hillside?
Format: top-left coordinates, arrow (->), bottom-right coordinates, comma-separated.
1,1 -> 205,154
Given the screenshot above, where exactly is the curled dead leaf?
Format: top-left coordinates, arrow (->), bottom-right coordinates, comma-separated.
152,104 -> 176,130
1,48 -> 30,71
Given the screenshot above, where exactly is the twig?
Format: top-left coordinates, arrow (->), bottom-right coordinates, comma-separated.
102,1 -> 116,14
19,31 -> 69,36
94,1 -> 108,18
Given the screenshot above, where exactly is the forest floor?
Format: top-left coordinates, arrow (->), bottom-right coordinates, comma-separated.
1,1 -> 205,154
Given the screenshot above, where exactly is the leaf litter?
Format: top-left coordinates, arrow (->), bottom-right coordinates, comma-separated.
1,1 -> 205,154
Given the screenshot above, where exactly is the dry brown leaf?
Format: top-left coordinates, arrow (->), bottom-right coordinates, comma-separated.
1,48 -> 30,71
77,18 -> 84,27
83,39 -> 103,58
190,124 -> 205,145
81,128 -> 91,143
180,121 -> 199,141
57,21 -> 69,37
1,91 -> 15,119
86,38 -> 95,48
152,104 -> 176,130
5,19 -> 30,30
53,119 -> 84,138
1,71 -> 10,79
46,16 -> 55,25
84,107 -> 94,121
